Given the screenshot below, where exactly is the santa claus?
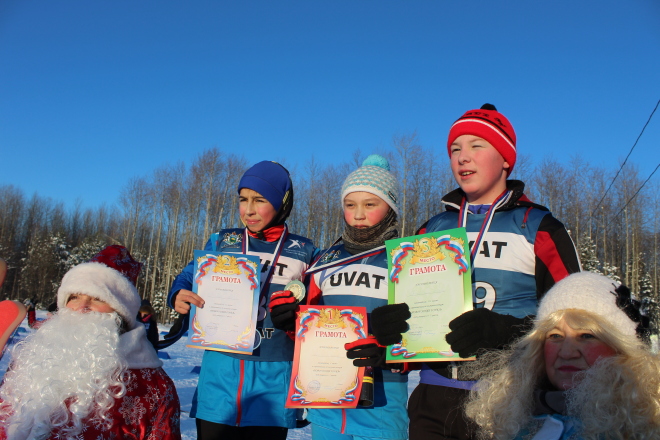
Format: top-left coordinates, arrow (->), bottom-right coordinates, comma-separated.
0,245 -> 181,440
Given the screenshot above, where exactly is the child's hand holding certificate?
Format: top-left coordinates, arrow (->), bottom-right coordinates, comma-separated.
385,227 -> 474,362
286,305 -> 368,408
187,250 -> 261,355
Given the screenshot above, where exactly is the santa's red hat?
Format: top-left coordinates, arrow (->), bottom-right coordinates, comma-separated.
57,245 -> 143,328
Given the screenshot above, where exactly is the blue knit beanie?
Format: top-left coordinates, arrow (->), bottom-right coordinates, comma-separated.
237,161 -> 292,212
341,154 -> 399,215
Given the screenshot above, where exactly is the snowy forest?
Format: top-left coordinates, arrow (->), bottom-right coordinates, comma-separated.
1,134 -> 659,330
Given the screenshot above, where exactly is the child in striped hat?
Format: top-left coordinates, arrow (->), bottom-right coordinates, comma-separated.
270,154 -> 410,440
370,104 -> 582,440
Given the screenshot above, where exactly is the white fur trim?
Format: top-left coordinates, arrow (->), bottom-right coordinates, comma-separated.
119,325 -> 162,369
537,271 -> 637,337
57,262 -> 141,329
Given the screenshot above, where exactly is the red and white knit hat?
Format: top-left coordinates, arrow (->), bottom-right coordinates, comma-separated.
57,245 -> 143,329
536,271 -> 638,337
446,103 -> 517,173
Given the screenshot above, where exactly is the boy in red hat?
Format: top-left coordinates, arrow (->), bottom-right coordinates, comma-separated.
371,104 -> 582,439
0,245 -> 181,440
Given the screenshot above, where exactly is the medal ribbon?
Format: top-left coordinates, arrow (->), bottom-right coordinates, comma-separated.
458,190 -> 512,267
242,224 -> 289,297
304,240 -> 386,276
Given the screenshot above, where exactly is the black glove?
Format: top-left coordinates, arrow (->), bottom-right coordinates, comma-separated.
370,303 -> 411,346
268,290 -> 298,331
345,336 -> 387,368
445,308 -> 529,358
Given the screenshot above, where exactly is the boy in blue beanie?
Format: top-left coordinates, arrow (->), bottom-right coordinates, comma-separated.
168,161 -> 317,440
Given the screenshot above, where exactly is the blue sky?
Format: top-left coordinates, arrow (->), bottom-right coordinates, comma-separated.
1,0 -> 659,210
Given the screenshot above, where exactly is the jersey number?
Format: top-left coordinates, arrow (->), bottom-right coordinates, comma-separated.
473,281 -> 496,310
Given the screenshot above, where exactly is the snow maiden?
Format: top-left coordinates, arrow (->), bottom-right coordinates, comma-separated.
464,271 -> 660,439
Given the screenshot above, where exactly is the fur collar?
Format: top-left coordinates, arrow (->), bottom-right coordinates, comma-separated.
118,325 -> 162,369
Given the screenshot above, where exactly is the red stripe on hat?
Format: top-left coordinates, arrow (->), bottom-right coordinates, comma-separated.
446,117 -> 517,173
451,119 -> 516,152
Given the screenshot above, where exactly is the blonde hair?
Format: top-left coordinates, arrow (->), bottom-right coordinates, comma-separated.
464,309 -> 660,439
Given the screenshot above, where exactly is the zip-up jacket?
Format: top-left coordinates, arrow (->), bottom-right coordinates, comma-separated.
167,226 -> 317,427
305,242 -> 409,439
418,180 -> 581,386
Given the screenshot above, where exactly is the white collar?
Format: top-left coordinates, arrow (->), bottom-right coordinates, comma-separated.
118,325 -> 162,369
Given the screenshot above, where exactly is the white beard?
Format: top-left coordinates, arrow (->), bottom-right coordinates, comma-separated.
0,308 -> 129,440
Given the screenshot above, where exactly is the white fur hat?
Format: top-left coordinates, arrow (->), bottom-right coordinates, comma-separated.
536,271 -> 637,337
57,262 -> 141,329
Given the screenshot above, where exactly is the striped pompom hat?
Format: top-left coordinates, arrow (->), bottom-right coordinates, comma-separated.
341,154 -> 399,215
447,103 -> 517,173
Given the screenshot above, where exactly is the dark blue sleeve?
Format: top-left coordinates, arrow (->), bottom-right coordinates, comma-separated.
155,314 -> 190,351
166,237 -> 214,310
311,245 -> 321,262
298,242 -> 320,303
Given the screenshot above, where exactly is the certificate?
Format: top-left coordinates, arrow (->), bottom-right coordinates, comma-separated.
385,227 -> 473,362
286,305 -> 367,408
187,250 -> 260,355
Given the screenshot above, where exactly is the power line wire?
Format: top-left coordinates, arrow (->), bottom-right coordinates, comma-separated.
591,98 -> 660,218
604,162 -> 660,233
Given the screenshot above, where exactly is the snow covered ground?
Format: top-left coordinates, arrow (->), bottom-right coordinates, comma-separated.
0,312 -> 420,439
